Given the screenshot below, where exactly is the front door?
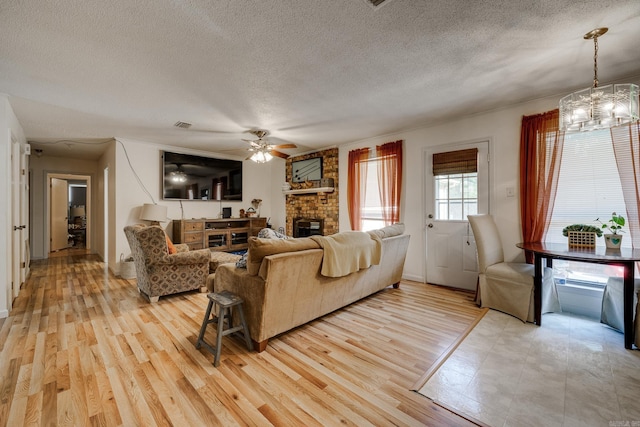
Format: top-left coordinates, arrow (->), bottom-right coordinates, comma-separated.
424,141 -> 490,290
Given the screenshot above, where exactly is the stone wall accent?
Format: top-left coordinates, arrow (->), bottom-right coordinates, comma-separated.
285,148 -> 339,236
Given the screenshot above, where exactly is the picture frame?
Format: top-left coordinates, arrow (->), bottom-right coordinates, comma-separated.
292,157 -> 322,183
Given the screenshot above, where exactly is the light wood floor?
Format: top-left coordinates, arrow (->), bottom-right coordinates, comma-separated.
0,253 -> 484,426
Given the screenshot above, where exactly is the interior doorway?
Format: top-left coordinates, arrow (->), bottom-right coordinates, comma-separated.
46,173 -> 92,255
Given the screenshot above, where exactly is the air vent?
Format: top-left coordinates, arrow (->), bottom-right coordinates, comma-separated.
174,121 -> 192,129
364,0 -> 392,8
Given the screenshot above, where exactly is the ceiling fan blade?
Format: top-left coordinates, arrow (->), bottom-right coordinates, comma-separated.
271,143 -> 297,149
242,140 -> 262,149
270,150 -> 289,159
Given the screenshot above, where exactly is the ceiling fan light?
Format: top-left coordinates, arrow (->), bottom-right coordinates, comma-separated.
170,170 -> 187,182
251,150 -> 271,163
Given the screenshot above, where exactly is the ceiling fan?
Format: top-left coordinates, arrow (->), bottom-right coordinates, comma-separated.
242,130 -> 297,163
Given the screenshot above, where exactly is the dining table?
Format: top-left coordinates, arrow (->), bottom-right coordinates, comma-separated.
517,241 -> 640,349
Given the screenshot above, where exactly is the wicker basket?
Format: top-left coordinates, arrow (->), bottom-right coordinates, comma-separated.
567,231 -> 597,248
119,254 -> 137,279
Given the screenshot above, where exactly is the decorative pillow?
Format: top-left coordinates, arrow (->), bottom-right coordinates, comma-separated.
367,223 -> 405,239
246,237 -> 321,275
165,234 -> 178,254
257,228 -> 291,239
236,252 -> 248,268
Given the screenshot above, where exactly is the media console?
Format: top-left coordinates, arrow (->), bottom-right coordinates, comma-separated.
173,217 -> 267,252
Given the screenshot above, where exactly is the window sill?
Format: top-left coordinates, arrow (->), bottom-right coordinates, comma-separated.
556,282 -> 604,294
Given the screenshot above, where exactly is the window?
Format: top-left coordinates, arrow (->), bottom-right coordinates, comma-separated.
348,140 -> 402,231
435,173 -> 478,220
545,128 -> 627,286
361,157 -> 384,231
432,148 -> 478,220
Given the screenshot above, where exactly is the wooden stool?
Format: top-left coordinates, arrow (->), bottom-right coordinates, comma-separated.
196,290 -> 253,367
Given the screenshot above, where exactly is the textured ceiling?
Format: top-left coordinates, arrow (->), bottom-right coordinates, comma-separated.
1,0 -> 640,159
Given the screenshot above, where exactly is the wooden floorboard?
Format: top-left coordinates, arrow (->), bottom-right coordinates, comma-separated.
0,253 -> 484,426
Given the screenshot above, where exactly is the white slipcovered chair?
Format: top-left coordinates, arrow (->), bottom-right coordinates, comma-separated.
468,214 -> 561,322
600,277 -> 640,346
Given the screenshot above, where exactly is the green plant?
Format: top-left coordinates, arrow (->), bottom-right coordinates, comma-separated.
596,212 -> 626,235
562,224 -> 603,237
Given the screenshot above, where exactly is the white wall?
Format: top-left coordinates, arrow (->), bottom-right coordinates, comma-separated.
113,138 -> 284,274
339,94 -> 568,282
97,141 -> 116,268
0,95 -> 27,317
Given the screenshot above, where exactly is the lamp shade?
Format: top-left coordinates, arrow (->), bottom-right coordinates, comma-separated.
139,203 -> 168,224
70,206 -> 85,217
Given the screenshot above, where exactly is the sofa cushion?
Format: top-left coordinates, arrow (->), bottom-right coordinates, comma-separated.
367,223 -> 405,239
246,236 -> 321,275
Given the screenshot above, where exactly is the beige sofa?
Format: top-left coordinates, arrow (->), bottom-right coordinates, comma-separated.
214,225 -> 410,352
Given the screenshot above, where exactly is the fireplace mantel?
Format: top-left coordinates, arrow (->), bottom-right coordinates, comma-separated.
282,187 -> 334,195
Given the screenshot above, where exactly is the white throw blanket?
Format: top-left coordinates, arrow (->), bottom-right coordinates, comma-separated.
311,232 -> 382,277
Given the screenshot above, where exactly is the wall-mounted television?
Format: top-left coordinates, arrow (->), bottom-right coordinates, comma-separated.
162,151 -> 243,201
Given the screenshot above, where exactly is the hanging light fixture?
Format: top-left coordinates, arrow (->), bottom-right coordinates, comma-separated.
250,148 -> 273,163
170,170 -> 187,182
559,28 -> 639,132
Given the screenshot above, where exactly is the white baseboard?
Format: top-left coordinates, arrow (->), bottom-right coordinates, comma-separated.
0,309 -> 8,319
402,273 -> 424,283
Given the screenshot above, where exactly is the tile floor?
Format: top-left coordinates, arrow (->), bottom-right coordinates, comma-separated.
418,311 -> 640,427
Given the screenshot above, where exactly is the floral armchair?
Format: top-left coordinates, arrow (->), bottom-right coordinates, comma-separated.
124,224 -> 210,302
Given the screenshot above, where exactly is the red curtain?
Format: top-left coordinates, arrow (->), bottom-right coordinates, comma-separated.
610,122 -> 640,249
347,147 -> 370,230
519,109 -> 565,262
376,140 -> 403,226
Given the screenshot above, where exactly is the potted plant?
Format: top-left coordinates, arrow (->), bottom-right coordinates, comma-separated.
562,224 -> 602,248
596,212 -> 625,249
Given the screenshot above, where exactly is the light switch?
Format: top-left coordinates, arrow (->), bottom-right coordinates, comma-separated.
506,187 -> 515,197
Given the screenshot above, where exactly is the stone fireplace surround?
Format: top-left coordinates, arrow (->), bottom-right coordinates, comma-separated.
285,148 -> 339,236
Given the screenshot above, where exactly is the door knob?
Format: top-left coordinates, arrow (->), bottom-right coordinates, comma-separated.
428,214 -> 433,219
427,223 -> 434,228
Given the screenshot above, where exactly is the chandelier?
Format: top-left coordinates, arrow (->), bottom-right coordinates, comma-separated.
559,28 -> 639,132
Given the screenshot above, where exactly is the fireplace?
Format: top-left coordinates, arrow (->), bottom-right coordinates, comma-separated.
293,218 -> 323,238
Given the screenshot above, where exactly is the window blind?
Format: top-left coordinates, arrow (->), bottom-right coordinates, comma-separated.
546,128 -> 628,248
432,148 -> 478,175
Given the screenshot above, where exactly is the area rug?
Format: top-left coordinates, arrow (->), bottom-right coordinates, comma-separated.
414,310 -> 640,426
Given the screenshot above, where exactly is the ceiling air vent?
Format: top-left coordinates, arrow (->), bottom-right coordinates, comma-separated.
173,121 -> 192,129
364,0 -> 393,9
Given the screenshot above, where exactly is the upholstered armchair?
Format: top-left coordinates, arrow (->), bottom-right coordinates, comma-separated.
124,224 -> 210,302
468,214 -> 561,322
600,277 -> 640,346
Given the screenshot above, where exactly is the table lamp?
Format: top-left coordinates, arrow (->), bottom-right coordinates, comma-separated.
140,203 -> 168,226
